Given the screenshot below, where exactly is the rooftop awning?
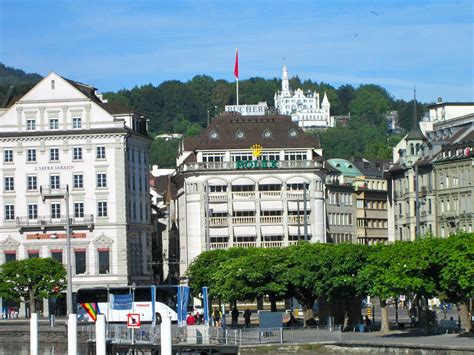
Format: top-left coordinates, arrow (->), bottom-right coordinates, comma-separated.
288,226 -> 312,236
210,228 -> 229,237
288,201 -> 311,211
261,225 -> 284,236
260,200 -> 283,211
234,226 -> 257,236
233,201 -> 256,211
209,203 -> 228,213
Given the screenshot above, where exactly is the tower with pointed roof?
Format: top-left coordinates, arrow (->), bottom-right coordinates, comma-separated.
274,65 -> 333,130
405,90 -> 427,164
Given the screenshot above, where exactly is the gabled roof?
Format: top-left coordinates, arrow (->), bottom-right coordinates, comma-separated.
182,112 -> 320,151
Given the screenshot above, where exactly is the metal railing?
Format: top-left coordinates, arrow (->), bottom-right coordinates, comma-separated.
16,215 -> 94,227
82,324 -> 342,346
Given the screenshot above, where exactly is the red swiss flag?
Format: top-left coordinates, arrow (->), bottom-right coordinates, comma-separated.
234,48 -> 239,79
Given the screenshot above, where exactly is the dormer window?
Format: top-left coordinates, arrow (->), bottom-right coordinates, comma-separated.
235,129 -> 245,140
262,129 -> 272,139
288,129 -> 298,138
209,130 -> 219,140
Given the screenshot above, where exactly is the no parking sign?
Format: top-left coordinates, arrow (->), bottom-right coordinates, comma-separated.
127,313 -> 141,329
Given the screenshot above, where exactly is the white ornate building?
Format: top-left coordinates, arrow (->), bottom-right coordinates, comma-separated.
172,112 -> 327,276
274,65 -> 333,129
0,73 -> 153,316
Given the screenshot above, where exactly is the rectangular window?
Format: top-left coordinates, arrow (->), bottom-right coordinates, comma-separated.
27,175 -> 37,190
28,250 -> 39,259
50,175 -> 60,189
75,250 -> 86,274
98,250 -> 110,274
96,173 -> 107,188
72,117 -> 82,129
3,149 -> 13,162
4,177 -> 14,191
202,153 -> 225,162
98,201 -> 108,217
51,202 -> 61,219
26,119 -> 36,131
49,118 -> 59,130
27,148 -> 36,162
74,202 -> 84,218
4,252 -> 16,263
4,204 -> 15,220
96,146 -> 106,159
73,174 -> 84,189
284,151 -> 307,161
28,204 -> 38,219
73,147 -> 82,160
51,250 -> 63,263
50,148 -> 59,161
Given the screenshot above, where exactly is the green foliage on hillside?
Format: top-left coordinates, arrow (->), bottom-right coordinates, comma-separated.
1,63 -> 428,164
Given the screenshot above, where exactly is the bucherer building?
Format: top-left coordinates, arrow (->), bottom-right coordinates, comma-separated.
173,112 -> 327,276
0,73 -> 153,315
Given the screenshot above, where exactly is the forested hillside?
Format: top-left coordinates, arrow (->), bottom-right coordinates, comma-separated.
0,63 -> 426,167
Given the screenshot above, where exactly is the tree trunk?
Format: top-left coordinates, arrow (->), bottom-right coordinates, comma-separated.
458,300 -> 472,333
269,295 -> 277,312
302,302 -> 315,327
380,300 -> 390,333
29,289 -> 36,316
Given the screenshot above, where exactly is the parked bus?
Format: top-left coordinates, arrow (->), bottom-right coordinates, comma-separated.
77,285 -> 180,322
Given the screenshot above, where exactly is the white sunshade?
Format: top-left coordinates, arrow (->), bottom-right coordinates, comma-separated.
209,203 -> 228,213
286,176 -> 310,185
207,178 -> 228,186
288,226 -> 312,235
234,226 -> 257,236
233,201 -> 256,211
288,201 -> 311,211
258,177 -> 283,185
260,200 -> 283,211
231,177 -> 255,186
210,228 -> 229,237
261,225 -> 284,236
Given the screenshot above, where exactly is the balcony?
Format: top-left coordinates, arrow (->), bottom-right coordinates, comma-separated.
16,215 -> 94,232
208,192 -> 227,202
287,191 -> 304,199
261,241 -> 284,248
179,159 -> 324,173
232,192 -> 256,200
232,216 -> 256,224
209,243 -> 228,250
40,185 -> 69,200
259,191 -> 282,199
209,217 -> 228,226
287,215 -> 305,224
233,242 -> 257,248
260,216 -> 283,224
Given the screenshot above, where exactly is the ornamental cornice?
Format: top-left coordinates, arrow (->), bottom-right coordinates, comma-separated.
0,132 -> 127,143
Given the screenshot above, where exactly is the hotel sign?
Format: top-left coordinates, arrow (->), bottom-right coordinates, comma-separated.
225,102 -> 268,116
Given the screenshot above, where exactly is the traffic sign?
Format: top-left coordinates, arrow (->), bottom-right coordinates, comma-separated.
127,313 -> 141,328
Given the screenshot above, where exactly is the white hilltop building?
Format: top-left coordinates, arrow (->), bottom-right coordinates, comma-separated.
274,65 -> 334,129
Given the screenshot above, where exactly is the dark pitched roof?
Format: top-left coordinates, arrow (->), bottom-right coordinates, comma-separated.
406,95 -> 427,141
183,113 -> 320,151
351,157 -> 390,178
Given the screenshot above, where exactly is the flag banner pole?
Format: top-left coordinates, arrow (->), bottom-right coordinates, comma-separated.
234,48 -> 239,106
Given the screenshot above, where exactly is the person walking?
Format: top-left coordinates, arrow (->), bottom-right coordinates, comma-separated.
212,307 -> 221,327
231,307 -> 239,327
243,308 -> 251,328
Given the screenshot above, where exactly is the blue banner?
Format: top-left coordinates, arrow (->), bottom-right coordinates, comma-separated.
202,287 -> 209,326
110,293 -> 133,310
177,286 -> 190,327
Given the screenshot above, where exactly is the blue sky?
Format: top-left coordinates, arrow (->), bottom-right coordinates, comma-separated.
0,0 -> 472,102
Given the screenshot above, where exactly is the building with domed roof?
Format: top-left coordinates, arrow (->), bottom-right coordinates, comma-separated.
274,65 -> 333,129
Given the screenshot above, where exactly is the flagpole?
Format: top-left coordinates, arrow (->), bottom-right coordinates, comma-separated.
236,78 -> 239,106
234,47 -> 239,106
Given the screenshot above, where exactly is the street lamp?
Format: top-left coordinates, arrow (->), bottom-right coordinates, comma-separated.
65,186 -> 77,354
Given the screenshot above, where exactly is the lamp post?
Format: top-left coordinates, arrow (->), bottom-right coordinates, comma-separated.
65,186 -> 77,354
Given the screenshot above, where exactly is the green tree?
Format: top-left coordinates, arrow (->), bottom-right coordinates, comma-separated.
149,138 -> 179,168
0,258 -> 66,314
349,85 -> 392,125
435,233 -> 474,333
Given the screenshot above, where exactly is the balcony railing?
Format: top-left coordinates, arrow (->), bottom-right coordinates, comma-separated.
179,160 -> 324,173
260,216 -> 283,224
16,215 -> 94,229
208,192 -> 227,202
209,243 -> 228,250
287,215 -> 305,224
233,242 -> 257,248
259,191 -> 282,199
209,217 -> 228,226
261,241 -> 284,248
287,191 -> 304,199
232,192 -> 256,200
232,216 -> 256,224
40,185 -> 69,199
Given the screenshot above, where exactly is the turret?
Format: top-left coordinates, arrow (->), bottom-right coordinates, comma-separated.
321,91 -> 330,112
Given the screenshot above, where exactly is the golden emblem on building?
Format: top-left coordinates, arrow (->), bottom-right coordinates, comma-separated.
251,144 -> 262,158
